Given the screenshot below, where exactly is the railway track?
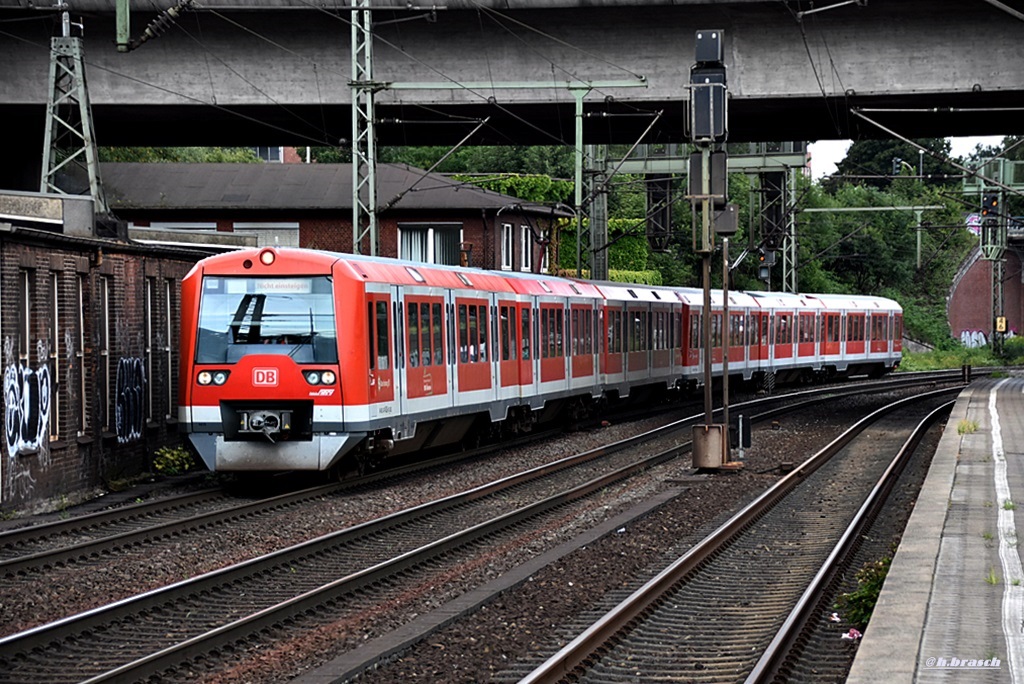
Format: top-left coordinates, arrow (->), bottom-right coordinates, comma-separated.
512,388 -> 956,683
0,369 -> 966,581
0,372 -> 968,682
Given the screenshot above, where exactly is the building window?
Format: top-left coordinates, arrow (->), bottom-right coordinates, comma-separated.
49,272 -> 60,441
77,275 -> 89,434
165,279 -> 174,419
501,223 -> 514,270
520,225 -> 533,272
254,146 -> 283,163
145,278 -> 154,422
99,274 -> 112,430
540,229 -> 550,274
18,270 -> 32,364
398,223 -> 462,265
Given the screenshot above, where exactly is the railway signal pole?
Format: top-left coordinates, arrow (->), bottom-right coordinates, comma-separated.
687,30 -> 732,469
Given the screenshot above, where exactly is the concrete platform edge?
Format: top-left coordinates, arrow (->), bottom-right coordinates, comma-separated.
846,383 -> 977,683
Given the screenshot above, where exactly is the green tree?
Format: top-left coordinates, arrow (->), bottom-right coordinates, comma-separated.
99,147 -> 259,163
830,138 -> 956,190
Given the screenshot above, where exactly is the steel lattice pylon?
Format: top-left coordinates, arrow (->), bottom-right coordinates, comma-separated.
351,0 -> 377,255
40,34 -> 107,214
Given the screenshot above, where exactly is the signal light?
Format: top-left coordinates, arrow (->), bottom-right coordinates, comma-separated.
981,193 -> 999,218
259,249 -> 276,265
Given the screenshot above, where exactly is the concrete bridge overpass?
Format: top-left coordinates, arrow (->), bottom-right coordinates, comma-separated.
1,0 -> 1022,166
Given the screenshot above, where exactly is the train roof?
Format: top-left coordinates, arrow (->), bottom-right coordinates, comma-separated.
810,293 -> 903,312
504,270 -> 603,298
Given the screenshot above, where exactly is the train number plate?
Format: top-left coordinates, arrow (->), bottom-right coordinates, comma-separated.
253,368 -> 279,386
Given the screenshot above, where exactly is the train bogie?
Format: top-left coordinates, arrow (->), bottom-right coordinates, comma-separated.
179,248 -> 902,475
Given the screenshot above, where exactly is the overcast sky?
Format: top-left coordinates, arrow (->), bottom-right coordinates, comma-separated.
807,136 -> 1005,181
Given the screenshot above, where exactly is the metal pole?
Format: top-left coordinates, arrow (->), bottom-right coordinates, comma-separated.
573,88 -> 586,278
915,209 -> 923,270
722,237 -> 730,435
701,145 -> 713,424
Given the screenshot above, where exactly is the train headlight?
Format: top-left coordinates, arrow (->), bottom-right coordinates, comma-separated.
197,371 -> 213,385
259,249 -> 276,266
213,371 -> 229,385
303,370 -> 336,385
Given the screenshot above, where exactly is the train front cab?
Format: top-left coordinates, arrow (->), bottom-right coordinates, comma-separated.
179,248 -> 356,473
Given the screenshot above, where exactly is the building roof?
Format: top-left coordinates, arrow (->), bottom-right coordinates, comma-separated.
101,162 -> 567,216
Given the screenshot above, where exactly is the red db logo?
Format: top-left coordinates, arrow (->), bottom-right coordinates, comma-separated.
253,368 -> 278,386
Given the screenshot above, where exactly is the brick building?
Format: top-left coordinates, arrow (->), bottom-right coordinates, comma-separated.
102,162 -> 571,273
0,190 -> 219,514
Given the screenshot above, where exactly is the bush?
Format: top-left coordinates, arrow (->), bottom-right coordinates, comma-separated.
836,557 -> 891,628
153,444 -> 195,476
1002,336 -> 1024,364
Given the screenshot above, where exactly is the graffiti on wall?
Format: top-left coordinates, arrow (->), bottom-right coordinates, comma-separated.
5,338 -> 51,459
3,338 -> 54,502
115,357 -> 145,444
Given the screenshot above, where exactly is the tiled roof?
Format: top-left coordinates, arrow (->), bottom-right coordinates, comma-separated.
102,162 -> 565,215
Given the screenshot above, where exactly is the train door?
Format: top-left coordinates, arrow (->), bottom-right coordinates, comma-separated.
869,312 -> 888,355
797,313 -> 816,360
847,313 -> 866,356
627,305 -> 649,375
403,294 -> 447,403
454,295 -> 493,394
498,300 -> 521,395
366,291 -> 397,413
518,300 -> 537,396
604,304 -> 626,376
822,312 -> 841,357
570,302 -> 595,381
774,311 -> 794,360
538,300 -> 566,384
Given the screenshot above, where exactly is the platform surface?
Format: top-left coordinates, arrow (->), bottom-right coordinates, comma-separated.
848,375 -> 1024,683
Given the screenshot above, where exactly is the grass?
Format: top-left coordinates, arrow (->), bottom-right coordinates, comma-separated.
1005,500 -> 1017,511
958,419 -> 979,435
986,567 -> 1001,585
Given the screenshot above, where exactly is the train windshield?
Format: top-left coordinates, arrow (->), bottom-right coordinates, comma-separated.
195,276 -> 338,364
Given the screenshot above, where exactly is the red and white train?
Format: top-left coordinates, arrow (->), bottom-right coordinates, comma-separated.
179,247 -> 902,475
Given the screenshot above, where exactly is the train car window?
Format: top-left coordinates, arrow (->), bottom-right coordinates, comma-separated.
542,309 -> 550,359
510,307 -> 519,360
367,303 -> 374,370
458,304 -> 469,363
799,315 -> 813,344
587,309 -> 594,354
556,308 -> 564,357
690,313 -> 700,350
729,313 -> 743,347
197,276 -> 339,364
433,303 -> 444,365
468,306 -> 479,361
521,308 -> 531,360
894,315 -> 903,340
407,303 -> 420,367
571,309 -> 579,356
777,314 -> 792,345
711,313 -> 721,348
376,301 -> 390,370
420,304 -> 432,366
501,306 -> 511,361
478,305 -> 489,361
